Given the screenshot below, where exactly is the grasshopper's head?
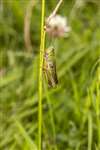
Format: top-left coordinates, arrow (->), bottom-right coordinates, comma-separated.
46,46 -> 55,58
46,46 -> 54,54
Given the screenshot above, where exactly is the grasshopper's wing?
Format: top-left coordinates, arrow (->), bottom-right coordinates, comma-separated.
43,61 -> 58,88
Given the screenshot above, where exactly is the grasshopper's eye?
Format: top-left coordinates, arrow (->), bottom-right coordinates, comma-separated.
49,62 -> 54,68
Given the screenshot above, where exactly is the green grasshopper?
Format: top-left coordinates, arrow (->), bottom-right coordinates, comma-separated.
43,46 -> 58,88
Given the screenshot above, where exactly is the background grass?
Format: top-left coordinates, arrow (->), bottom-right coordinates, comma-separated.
0,0 -> 100,150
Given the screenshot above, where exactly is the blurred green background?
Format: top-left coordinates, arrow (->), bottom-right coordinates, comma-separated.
0,0 -> 100,150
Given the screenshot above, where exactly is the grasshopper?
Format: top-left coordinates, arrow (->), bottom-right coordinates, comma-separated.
43,46 -> 58,88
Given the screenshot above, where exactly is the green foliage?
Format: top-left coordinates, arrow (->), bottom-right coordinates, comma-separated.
0,0 -> 100,150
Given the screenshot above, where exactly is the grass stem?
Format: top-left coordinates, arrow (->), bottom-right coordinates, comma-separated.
38,0 -> 45,149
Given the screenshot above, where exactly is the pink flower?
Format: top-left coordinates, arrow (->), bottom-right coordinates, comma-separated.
45,15 -> 71,37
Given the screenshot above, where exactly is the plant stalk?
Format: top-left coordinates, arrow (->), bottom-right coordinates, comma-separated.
38,0 -> 45,149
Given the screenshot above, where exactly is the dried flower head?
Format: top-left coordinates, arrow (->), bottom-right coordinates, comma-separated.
45,15 -> 71,37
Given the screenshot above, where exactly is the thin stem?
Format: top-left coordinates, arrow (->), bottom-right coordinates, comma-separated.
24,0 -> 36,52
45,86 -> 58,150
96,66 -> 100,148
38,0 -> 45,149
88,113 -> 93,150
47,0 -> 63,22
